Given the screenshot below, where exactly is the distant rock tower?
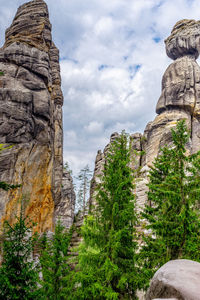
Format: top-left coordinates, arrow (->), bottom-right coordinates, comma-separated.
0,0 -> 75,232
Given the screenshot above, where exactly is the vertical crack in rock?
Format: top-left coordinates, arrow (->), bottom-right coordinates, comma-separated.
0,0 -> 75,233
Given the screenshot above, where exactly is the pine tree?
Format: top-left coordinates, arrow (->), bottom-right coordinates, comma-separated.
40,221 -> 73,300
74,131 -> 139,300
140,120 -> 200,289
63,161 -> 73,175
76,165 -> 92,215
0,203 -> 40,299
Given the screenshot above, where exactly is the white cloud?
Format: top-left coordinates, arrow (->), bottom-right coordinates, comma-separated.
94,17 -> 114,38
84,121 -> 103,134
0,0 -> 199,179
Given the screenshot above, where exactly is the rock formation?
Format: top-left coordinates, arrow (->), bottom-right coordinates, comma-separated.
89,19 -> 200,213
0,0 -> 75,232
55,170 -> 75,229
146,259 -> 200,300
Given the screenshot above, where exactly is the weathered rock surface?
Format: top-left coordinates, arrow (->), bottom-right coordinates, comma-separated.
146,259 -> 200,300
165,19 -> 200,60
55,170 -> 75,229
0,0 -> 75,232
4,0 -> 52,53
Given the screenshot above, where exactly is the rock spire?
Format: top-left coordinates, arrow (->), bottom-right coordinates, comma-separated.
90,18 -> 200,212
0,0 -> 75,232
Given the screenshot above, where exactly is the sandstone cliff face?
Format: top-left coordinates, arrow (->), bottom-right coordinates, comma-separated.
89,19 -> 200,212
0,0 -> 75,232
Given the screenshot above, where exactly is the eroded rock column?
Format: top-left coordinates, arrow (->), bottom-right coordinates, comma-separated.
0,0 -> 74,232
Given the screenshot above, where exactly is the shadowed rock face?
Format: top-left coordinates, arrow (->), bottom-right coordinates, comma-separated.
89,18 -> 200,216
0,0 -> 75,232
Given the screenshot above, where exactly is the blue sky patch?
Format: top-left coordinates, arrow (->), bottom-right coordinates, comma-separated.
129,64 -> 141,72
129,64 -> 141,79
153,37 -> 161,43
98,64 -> 109,71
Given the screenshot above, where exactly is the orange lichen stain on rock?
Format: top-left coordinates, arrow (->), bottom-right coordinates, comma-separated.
23,152 -> 55,233
1,175 -> 54,234
0,188 -> 22,230
25,182 -> 54,233
0,145 -> 55,234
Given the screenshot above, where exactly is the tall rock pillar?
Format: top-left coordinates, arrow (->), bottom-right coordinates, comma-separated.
90,19 -> 200,214
0,0 -> 70,232
142,19 -> 200,167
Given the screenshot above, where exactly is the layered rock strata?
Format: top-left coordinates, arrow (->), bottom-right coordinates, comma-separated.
0,0 -> 75,232
89,19 -> 200,214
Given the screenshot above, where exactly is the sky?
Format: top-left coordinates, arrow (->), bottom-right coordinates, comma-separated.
0,0 -> 200,178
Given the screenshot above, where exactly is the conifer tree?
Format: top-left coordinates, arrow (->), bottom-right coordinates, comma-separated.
76,165 -> 92,214
140,120 -> 200,289
40,221 -> 73,300
0,203 -> 40,299
63,161 -> 73,175
74,131 -> 139,300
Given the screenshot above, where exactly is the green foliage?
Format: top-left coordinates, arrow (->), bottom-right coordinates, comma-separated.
140,120 -> 200,289
0,71 -> 4,76
0,204 -> 40,299
74,131 -> 139,299
0,182 -> 21,191
40,221 -> 73,300
0,144 -> 12,151
76,165 -> 92,214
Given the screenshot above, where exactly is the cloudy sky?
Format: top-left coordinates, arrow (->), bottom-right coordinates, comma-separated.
0,0 -> 200,177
